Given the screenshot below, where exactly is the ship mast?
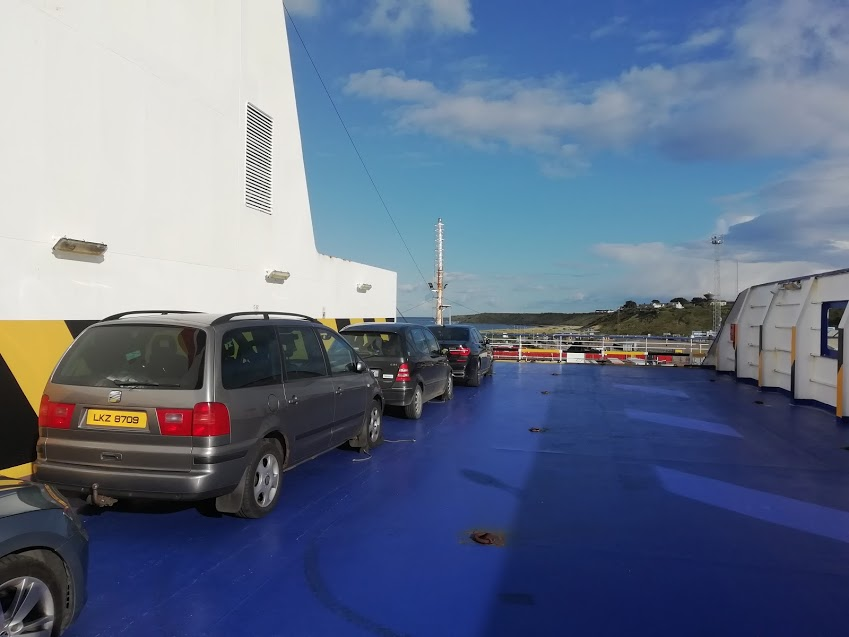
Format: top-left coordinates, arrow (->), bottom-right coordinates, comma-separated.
435,218 -> 445,325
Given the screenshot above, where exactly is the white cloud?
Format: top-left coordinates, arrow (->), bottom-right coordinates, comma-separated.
346,0 -> 849,163
349,0 -> 849,306
591,16 -> 627,40
680,28 -> 724,50
592,242 -> 832,301
283,0 -> 321,18
359,0 -> 473,36
592,156 -> 849,300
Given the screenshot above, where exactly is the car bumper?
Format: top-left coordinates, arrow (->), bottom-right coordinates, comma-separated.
33,457 -> 247,501
381,385 -> 417,407
448,360 -> 470,377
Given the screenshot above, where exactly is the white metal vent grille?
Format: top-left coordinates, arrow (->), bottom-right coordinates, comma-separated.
245,103 -> 273,213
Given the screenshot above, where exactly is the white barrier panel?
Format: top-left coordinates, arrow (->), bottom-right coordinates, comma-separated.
705,268 -> 849,418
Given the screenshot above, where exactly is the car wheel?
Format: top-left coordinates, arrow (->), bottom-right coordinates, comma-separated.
236,439 -> 283,519
466,360 -> 481,387
353,399 -> 383,452
440,372 -> 454,401
404,384 -> 424,419
0,553 -> 65,637
485,359 -> 495,376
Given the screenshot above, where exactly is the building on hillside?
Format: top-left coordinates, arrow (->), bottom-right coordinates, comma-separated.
0,0 -> 396,476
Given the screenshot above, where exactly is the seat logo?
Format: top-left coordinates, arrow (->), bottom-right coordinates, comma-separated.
107,390 -> 122,404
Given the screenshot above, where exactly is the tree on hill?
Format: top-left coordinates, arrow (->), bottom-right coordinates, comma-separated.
691,297 -> 708,305
670,297 -> 687,304
623,300 -> 637,309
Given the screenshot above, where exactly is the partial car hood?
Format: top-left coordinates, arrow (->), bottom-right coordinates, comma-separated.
0,476 -> 62,518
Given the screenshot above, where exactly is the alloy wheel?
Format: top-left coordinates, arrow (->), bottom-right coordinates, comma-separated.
0,576 -> 55,637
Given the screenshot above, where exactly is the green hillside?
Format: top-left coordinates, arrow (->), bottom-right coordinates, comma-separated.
455,304 -> 731,336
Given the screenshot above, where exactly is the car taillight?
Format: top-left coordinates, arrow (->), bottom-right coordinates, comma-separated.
38,395 -> 75,429
192,402 -> 230,436
452,346 -> 471,357
156,408 -> 194,436
396,363 -> 411,382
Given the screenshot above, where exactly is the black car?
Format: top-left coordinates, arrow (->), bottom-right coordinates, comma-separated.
427,325 -> 494,386
0,476 -> 88,636
341,323 -> 452,419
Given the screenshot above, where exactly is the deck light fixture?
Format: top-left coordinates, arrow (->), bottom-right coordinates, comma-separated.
265,270 -> 290,283
357,283 -> 372,293
780,280 -> 802,291
52,237 -> 108,256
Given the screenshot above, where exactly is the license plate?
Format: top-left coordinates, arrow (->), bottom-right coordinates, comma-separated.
370,369 -> 380,378
86,409 -> 148,429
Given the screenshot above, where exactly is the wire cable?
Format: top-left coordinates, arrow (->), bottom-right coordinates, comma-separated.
282,2 -> 431,289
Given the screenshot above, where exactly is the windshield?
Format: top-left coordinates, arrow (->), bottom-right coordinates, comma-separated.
52,324 -> 207,389
428,326 -> 470,341
341,331 -> 402,358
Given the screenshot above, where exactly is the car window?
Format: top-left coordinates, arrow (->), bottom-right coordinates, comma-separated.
318,329 -> 359,375
341,331 -> 402,358
221,327 -> 282,390
423,330 -> 441,355
412,329 -> 433,356
52,324 -> 207,389
428,326 -> 471,341
277,327 -> 328,380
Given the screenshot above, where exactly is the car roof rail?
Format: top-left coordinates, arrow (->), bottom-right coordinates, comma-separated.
101,310 -> 203,321
210,311 -> 319,326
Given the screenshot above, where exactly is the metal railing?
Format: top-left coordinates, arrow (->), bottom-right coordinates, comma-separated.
483,332 -> 713,365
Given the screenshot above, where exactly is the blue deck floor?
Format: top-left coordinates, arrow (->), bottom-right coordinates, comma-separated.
64,363 -> 849,637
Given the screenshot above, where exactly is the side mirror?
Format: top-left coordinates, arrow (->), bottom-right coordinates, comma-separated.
356,360 -> 367,373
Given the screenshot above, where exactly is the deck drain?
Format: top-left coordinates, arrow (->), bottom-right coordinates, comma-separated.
470,530 -> 506,546
754,400 -> 764,405
540,390 -> 550,395
529,427 -> 548,433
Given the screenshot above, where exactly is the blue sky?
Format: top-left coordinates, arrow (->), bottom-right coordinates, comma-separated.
283,0 -> 849,316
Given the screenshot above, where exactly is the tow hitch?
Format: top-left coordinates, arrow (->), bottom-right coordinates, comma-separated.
88,483 -> 118,507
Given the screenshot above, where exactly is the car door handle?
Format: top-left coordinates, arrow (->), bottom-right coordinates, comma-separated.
288,396 -> 299,405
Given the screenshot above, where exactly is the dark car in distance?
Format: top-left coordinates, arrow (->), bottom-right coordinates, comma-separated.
340,323 -> 452,419
0,475 -> 89,636
427,325 -> 494,386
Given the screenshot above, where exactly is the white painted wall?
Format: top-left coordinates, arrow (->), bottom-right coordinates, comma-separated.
713,289 -> 748,374
705,269 -> 849,416
734,285 -> 775,384
0,0 -> 395,320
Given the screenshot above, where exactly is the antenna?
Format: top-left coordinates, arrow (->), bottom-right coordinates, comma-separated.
434,218 -> 446,326
711,235 -> 723,333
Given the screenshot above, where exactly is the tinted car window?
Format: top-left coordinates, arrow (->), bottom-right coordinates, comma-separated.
221,327 -> 282,390
277,327 -> 328,379
412,329 -> 433,356
318,330 -> 359,375
428,326 -> 471,341
423,330 -> 440,354
341,331 -> 402,358
52,324 -> 207,389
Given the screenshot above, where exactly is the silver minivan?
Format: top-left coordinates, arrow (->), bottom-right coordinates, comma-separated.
34,311 -> 384,518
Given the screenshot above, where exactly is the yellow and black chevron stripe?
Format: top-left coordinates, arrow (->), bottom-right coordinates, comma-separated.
0,316 -> 393,477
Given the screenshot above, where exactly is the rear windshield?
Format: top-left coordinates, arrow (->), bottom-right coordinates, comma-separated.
341,331 -> 402,358
428,326 -> 470,341
52,324 -> 207,389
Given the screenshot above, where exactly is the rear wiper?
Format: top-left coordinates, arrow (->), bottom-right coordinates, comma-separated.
108,379 -> 180,388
